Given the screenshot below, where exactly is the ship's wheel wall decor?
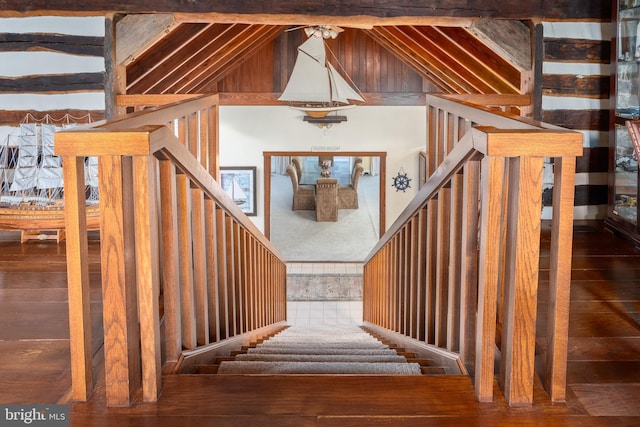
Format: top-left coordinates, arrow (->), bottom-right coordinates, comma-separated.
392,167 -> 411,192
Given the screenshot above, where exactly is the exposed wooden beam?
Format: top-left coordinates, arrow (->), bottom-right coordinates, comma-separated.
469,19 -> 532,71
0,33 -> 103,56
438,27 -> 521,89
125,23 -> 212,91
116,92 -> 428,107
116,14 -> 179,66
191,25 -> 287,93
0,73 -> 104,93
367,26 -> 466,94
0,1 -> 610,21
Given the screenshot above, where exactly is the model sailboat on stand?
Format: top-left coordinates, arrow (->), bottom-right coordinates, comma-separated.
0,119 -> 100,240
278,31 -> 365,123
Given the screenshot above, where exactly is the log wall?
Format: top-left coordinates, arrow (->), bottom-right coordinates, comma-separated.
540,21 -> 611,220
0,16 -> 106,131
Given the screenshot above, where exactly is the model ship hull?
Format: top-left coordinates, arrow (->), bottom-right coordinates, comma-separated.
0,204 -> 100,231
288,103 -> 357,118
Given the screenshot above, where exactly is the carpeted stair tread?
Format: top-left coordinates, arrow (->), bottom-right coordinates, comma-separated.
234,353 -> 409,363
246,347 -> 399,355
217,361 -> 422,375
255,342 -> 389,350
215,326 -> 429,376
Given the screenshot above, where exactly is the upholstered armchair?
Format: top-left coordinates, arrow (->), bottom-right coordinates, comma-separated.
286,164 -> 315,210
338,163 -> 364,209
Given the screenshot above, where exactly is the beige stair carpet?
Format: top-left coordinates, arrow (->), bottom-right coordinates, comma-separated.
217,326 -> 422,375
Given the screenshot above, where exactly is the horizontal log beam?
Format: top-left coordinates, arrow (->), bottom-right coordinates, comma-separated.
542,109 -> 609,132
542,75 -> 609,99
0,1 -> 610,21
0,33 -> 104,56
118,92 -> 427,106
0,72 -> 105,93
544,38 -> 610,64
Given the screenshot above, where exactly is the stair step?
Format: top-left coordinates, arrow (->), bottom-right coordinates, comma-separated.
209,326 -> 445,377
234,353 -> 409,363
247,347 -> 399,356
217,361 -> 423,375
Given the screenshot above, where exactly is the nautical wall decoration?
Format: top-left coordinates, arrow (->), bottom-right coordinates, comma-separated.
392,167 -> 411,192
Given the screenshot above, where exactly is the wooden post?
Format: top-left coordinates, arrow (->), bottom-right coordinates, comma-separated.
459,160 -> 480,367
191,188 -> 209,346
62,156 -> 93,401
176,174 -> 196,350
132,155 -> 162,402
545,156 -> 577,402
475,155 -> 506,402
98,155 -> 141,407
501,156 -> 543,407
159,160 -> 182,363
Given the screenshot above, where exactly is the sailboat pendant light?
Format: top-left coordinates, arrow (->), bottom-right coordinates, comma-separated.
278,32 -> 365,121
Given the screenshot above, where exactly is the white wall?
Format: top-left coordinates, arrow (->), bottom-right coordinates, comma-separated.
219,105 -> 427,232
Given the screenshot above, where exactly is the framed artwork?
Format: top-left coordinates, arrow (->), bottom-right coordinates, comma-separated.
220,166 -> 257,216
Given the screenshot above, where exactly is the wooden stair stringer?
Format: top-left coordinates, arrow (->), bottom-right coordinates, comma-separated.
361,322 -> 465,375
173,321 -> 288,374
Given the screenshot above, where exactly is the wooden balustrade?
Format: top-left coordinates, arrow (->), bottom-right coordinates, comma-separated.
363,94 -> 583,407
55,95 -> 287,407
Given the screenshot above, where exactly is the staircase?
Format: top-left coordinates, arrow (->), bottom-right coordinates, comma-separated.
197,326 -> 450,375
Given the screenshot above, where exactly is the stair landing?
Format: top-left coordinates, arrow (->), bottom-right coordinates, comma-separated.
71,374 -> 589,425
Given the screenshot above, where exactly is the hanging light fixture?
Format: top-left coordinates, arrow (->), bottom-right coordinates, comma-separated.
303,25 -> 342,39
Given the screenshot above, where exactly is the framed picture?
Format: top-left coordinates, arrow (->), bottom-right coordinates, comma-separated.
220,166 -> 257,216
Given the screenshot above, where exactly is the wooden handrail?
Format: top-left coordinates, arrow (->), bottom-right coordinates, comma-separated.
363,94 -> 582,407
56,95 -> 286,407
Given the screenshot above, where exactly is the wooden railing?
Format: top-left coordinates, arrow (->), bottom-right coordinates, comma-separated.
55,94 -> 287,407
363,94 -> 583,407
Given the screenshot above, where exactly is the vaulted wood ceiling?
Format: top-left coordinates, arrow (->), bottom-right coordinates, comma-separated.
119,16 -> 530,99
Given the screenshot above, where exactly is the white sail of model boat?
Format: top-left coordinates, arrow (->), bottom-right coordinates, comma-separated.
37,124 -> 64,195
3,123 -> 65,205
278,36 -> 364,117
225,176 -> 247,205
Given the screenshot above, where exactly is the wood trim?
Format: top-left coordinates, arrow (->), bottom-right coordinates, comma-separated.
0,1 -> 611,20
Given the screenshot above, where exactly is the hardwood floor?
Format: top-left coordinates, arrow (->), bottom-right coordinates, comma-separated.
0,222 -> 639,426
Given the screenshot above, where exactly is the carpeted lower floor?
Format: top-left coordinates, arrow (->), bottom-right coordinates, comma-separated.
269,173 -> 380,262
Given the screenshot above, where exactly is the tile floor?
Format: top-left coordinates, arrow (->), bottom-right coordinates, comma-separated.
286,262 -> 364,327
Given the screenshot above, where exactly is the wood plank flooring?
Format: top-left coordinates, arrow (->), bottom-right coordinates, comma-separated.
0,221 -> 639,426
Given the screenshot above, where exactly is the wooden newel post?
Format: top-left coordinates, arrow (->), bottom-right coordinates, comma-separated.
501,156 -> 544,407
98,155 -> 141,407
62,155 -> 93,401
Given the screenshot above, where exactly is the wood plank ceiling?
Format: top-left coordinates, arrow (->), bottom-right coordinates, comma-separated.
123,21 -> 524,96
